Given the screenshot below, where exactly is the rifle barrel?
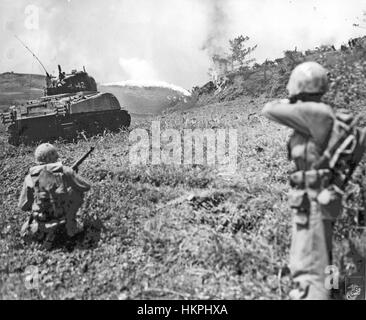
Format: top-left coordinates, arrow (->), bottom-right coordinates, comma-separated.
72,147 -> 95,170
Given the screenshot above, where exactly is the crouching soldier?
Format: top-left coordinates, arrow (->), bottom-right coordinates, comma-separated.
19,143 -> 91,249
262,62 -> 366,299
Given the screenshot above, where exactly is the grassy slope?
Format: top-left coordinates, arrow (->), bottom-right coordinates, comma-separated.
0,97 -> 297,300
1,95 -> 364,300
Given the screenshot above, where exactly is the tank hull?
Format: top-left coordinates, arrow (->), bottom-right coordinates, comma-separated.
3,92 -> 131,145
7,109 -> 131,145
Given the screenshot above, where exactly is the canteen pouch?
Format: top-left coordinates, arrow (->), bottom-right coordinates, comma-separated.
289,171 -> 304,188
290,170 -> 332,189
317,185 -> 343,221
288,189 -> 311,227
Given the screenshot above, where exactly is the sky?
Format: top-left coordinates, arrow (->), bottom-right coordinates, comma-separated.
0,0 -> 365,90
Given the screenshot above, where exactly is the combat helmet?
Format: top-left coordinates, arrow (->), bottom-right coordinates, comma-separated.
287,61 -> 329,97
34,143 -> 59,165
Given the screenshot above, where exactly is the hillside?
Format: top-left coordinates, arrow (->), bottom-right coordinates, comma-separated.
193,39 -> 366,116
99,82 -> 190,115
0,72 -> 45,112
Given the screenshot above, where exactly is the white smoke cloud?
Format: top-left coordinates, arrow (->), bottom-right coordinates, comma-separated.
118,57 -> 158,81
103,79 -> 191,96
115,56 -> 192,95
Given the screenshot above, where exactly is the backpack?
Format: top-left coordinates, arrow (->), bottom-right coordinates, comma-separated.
33,167 -> 69,220
314,110 -> 366,185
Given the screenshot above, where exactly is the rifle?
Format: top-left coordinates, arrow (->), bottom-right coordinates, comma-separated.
72,147 -> 95,172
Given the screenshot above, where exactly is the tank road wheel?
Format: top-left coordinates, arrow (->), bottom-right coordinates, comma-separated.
7,125 -> 21,146
68,110 -> 130,139
60,122 -> 77,141
8,134 -> 20,146
105,114 -> 121,132
91,118 -> 105,135
88,114 -> 119,134
74,116 -> 104,136
105,111 -> 130,132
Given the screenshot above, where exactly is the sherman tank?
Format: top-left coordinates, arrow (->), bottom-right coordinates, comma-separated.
1,65 -> 131,145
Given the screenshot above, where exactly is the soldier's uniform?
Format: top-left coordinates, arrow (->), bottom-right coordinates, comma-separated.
19,143 -> 91,247
262,62 -> 366,299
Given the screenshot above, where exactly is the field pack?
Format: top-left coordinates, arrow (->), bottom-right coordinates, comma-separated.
33,167 -> 69,221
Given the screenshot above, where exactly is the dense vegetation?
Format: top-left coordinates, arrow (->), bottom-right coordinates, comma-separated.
194,36 -> 366,113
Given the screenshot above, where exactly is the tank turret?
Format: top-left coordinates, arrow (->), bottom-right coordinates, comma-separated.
45,65 -> 97,96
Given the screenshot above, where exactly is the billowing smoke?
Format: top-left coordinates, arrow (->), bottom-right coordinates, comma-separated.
118,57 -> 158,82
103,79 -> 191,97
201,0 -> 229,57
115,56 -> 191,96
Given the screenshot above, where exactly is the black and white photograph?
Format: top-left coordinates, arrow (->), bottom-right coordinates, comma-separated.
1,0 -> 366,304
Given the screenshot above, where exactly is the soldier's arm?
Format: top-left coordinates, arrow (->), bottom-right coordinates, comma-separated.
63,167 -> 91,193
262,99 -> 296,128
18,176 -> 34,211
262,100 -> 334,146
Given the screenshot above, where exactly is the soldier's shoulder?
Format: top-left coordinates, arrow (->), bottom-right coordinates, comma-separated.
29,165 -> 45,176
262,99 -> 290,115
263,99 -> 290,108
294,101 -> 334,115
296,100 -> 330,108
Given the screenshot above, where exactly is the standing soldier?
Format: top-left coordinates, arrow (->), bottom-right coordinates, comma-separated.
262,61 -> 366,299
19,143 -> 91,249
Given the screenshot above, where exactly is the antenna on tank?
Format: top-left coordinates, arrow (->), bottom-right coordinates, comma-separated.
14,35 -> 50,77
